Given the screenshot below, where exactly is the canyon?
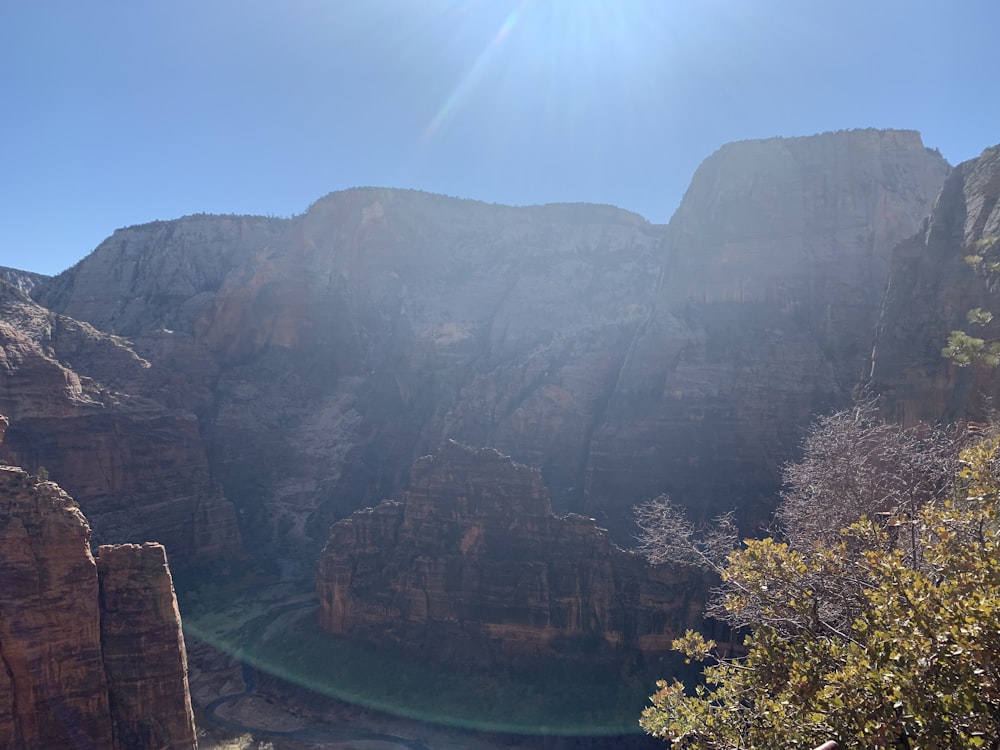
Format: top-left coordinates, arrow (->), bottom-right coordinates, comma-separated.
2,128 -> 999,743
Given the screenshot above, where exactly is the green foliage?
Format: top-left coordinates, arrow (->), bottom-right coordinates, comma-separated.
942,330 -> 1000,367
945,237 -> 1000,367
36,465 -> 49,481
640,437 -> 1000,749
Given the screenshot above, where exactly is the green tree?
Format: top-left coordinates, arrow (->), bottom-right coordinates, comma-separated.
942,236 -> 1000,367
638,425 -> 1000,748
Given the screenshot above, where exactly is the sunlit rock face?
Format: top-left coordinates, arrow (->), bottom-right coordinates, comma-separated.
29,129 -> 949,555
0,281 -> 242,566
97,542 -> 198,750
0,423 -> 197,750
317,442 -> 705,659
866,143 -> 1000,425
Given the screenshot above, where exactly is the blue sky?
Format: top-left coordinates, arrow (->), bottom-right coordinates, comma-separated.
2,0 -> 999,276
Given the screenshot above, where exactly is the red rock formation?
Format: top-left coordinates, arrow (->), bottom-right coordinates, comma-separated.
866,143 -> 1000,424
0,420 -> 198,749
318,442 -> 706,658
0,281 -> 241,566
98,543 -> 198,750
0,453 -> 114,748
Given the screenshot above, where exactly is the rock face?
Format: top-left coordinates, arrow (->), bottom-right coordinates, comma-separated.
0,444 -> 113,748
866,143 -> 1000,424
582,129 -> 952,527
318,441 -> 706,659
0,422 -> 197,749
26,130 -> 950,556
98,543 -> 199,750
0,266 -> 47,296
0,280 -> 242,566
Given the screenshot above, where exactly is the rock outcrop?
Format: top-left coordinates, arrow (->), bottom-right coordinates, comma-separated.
581,129 -> 952,528
98,543 -> 199,750
26,130 -> 950,555
318,442 -> 706,659
866,143 -> 1000,424
0,280 -> 242,566
0,418 -> 197,749
0,266 -> 46,296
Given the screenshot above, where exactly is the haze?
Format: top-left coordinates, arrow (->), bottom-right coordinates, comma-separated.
2,0 -> 998,276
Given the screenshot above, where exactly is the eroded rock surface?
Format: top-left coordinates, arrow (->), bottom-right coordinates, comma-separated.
0,419 -> 197,749
0,281 -> 241,565
98,543 -> 198,750
318,442 -> 706,659
26,130 -> 950,554
867,143 -> 1000,424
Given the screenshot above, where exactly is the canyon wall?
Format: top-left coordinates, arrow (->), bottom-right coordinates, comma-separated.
866,143 -> 1000,424
24,129 -> 950,554
0,280 -> 241,566
583,129 -> 952,527
318,442 -> 706,659
0,415 -> 197,749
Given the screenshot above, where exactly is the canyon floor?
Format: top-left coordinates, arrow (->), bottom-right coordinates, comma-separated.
177,563 -> 664,750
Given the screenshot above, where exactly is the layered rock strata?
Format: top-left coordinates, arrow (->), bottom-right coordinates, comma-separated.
866,143 -> 1000,424
30,130 -> 950,552
98,543 -> 199,750
318,442 -> 705,658
0,430 -> 197,749
581,129 -> 952,528
0,280 -> 241,565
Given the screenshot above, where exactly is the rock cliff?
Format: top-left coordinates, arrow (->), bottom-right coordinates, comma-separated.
318,441 -> 707,659
98,543 -> 199,750
0,280 -> 242,565
866,143 -> 1000,424
0,417 -> 197,749
583,129 -> 951,528
0,266 -> 46,296
28,130 -> 950,554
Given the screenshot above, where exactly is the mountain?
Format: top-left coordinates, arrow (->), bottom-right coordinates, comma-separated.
0,266 -> 47,295
0,280 -> 241,566
21,129 -> 949,559
866,143 -> 1000,423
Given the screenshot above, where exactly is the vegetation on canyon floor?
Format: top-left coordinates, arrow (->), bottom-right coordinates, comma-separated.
638,407 -> 1000,748
176,563 -> 687,737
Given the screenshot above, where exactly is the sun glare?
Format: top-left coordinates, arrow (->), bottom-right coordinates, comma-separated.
420,0 -> 674,144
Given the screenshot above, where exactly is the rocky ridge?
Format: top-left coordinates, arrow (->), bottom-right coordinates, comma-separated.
0,266 -> 47,296
25,129 -> 951,554
318,441 -> 709,659
0,414 -> 197,749
866,143 -> 1000,424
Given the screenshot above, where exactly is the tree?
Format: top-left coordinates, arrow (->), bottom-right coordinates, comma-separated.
638,414 -> 1000,748
942,236 -> 1000,367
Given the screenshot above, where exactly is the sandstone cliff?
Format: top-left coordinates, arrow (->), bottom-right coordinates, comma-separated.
866,143 -> 1000,424
98,543 -> 198,750
0,417 -> 197,749
583,129 -> 951,528
29,130 -> 950,554
318,441 -> 707,659
0,280 -> 242,565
